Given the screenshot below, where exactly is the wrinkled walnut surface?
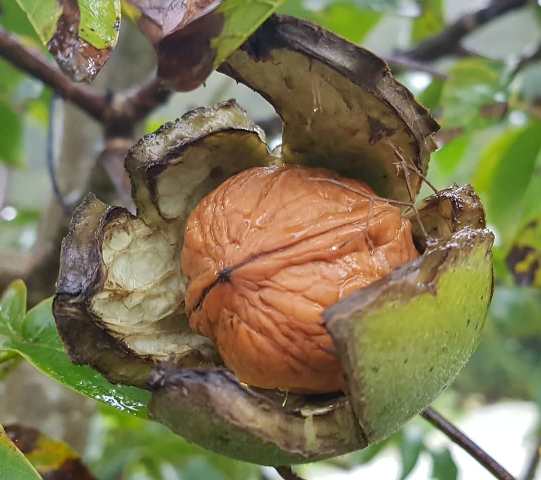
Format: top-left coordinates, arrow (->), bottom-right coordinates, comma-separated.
182,166 -> 419,393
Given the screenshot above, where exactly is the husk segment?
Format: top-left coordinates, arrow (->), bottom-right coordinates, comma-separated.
325,186 -> 494,443
220,15 -> 439,203
54,195 -> 155,386
54,101 -> 270,386
149,368 -> 366,465
148,186 -> 493,464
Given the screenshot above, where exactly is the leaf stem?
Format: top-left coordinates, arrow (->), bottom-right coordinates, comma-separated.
0,350 -> 19,364
421,407 -> 516,480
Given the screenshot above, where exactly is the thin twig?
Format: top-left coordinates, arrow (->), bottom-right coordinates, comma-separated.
46,94 -> 71,213
522,435 -> 541,480
113,75 -> 172,125
509,43 -> 541,81
275,466 -> 306,480
97,137 -> 135,209
0,27 -> 107,121
0,27 -> 171,130
421,407 -> 516,480
383,54 -> 447,79
400,0 -> 528,62
308,177 -> 415,208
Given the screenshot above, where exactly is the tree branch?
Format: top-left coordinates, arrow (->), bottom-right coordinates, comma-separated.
509,43 -> 541,81
0,27 -> 107,121
114,75 -> 172,125
422,407 -> 516,480
275,466 -> 306,480
401,0 -> 528,62
0,27 -> 171,131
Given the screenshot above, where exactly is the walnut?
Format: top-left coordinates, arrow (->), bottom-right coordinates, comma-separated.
182,165 -> 419,393
53,16 -> 494,466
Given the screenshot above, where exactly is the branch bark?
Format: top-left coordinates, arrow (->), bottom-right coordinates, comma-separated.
0,27 -> 107,121
422,407 -> 516,480
401,0 -> 528,62
114,76 -> 171,126
0,27 -> 170,131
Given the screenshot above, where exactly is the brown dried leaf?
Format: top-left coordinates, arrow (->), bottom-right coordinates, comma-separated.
4,424 -> 95,480
16,0 -> 121,82
125,1 -> 284,90
126,0 -> 222,89
507,218 -> 541,288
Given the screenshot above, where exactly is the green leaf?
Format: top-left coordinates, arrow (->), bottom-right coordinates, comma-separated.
279,1 -> 381,42
78,0 -> 121,49
0,280 -> 26,336
0,0 -> 39,40
491,286 -> 541,336
13,0 -> 61,44
358,0 -> 419,15
212,0 -> 285,68
430,448 -> 458,480
15,0 -> 120,47
325,436 -> 392,469
473,127 -> 522,193
0,101 -> 22,167
315,2 -> 381,43
440,58 -> 505,130
411,0 -> 444,44
284,0 -> 420,16
15,0 -> 121,82
398,430 -> 424,479
87,406 -> 260,480
0,281 -> 150,416
0,425 -> 41,480
433,134 -> 470,176
418,78 -> 444,110
313,2 -> 381,43
0,61 -> 25,102
486,121 -> 541,243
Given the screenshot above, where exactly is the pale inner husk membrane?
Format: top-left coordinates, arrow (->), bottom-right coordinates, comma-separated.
89,214 -> 215,359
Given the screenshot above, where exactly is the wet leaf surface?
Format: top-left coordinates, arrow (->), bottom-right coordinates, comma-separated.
0,281 -> 150,416
15,0 -> 121,82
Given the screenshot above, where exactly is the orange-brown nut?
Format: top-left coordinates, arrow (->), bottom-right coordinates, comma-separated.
181,165 -> 419,393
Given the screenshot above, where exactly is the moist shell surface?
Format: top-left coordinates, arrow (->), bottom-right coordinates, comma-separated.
182,165 -> 419,393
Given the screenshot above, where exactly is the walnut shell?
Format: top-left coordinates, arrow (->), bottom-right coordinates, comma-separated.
182,165 -> 419,393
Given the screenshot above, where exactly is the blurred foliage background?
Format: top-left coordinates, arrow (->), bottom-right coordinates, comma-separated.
1,0 -> 541,479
